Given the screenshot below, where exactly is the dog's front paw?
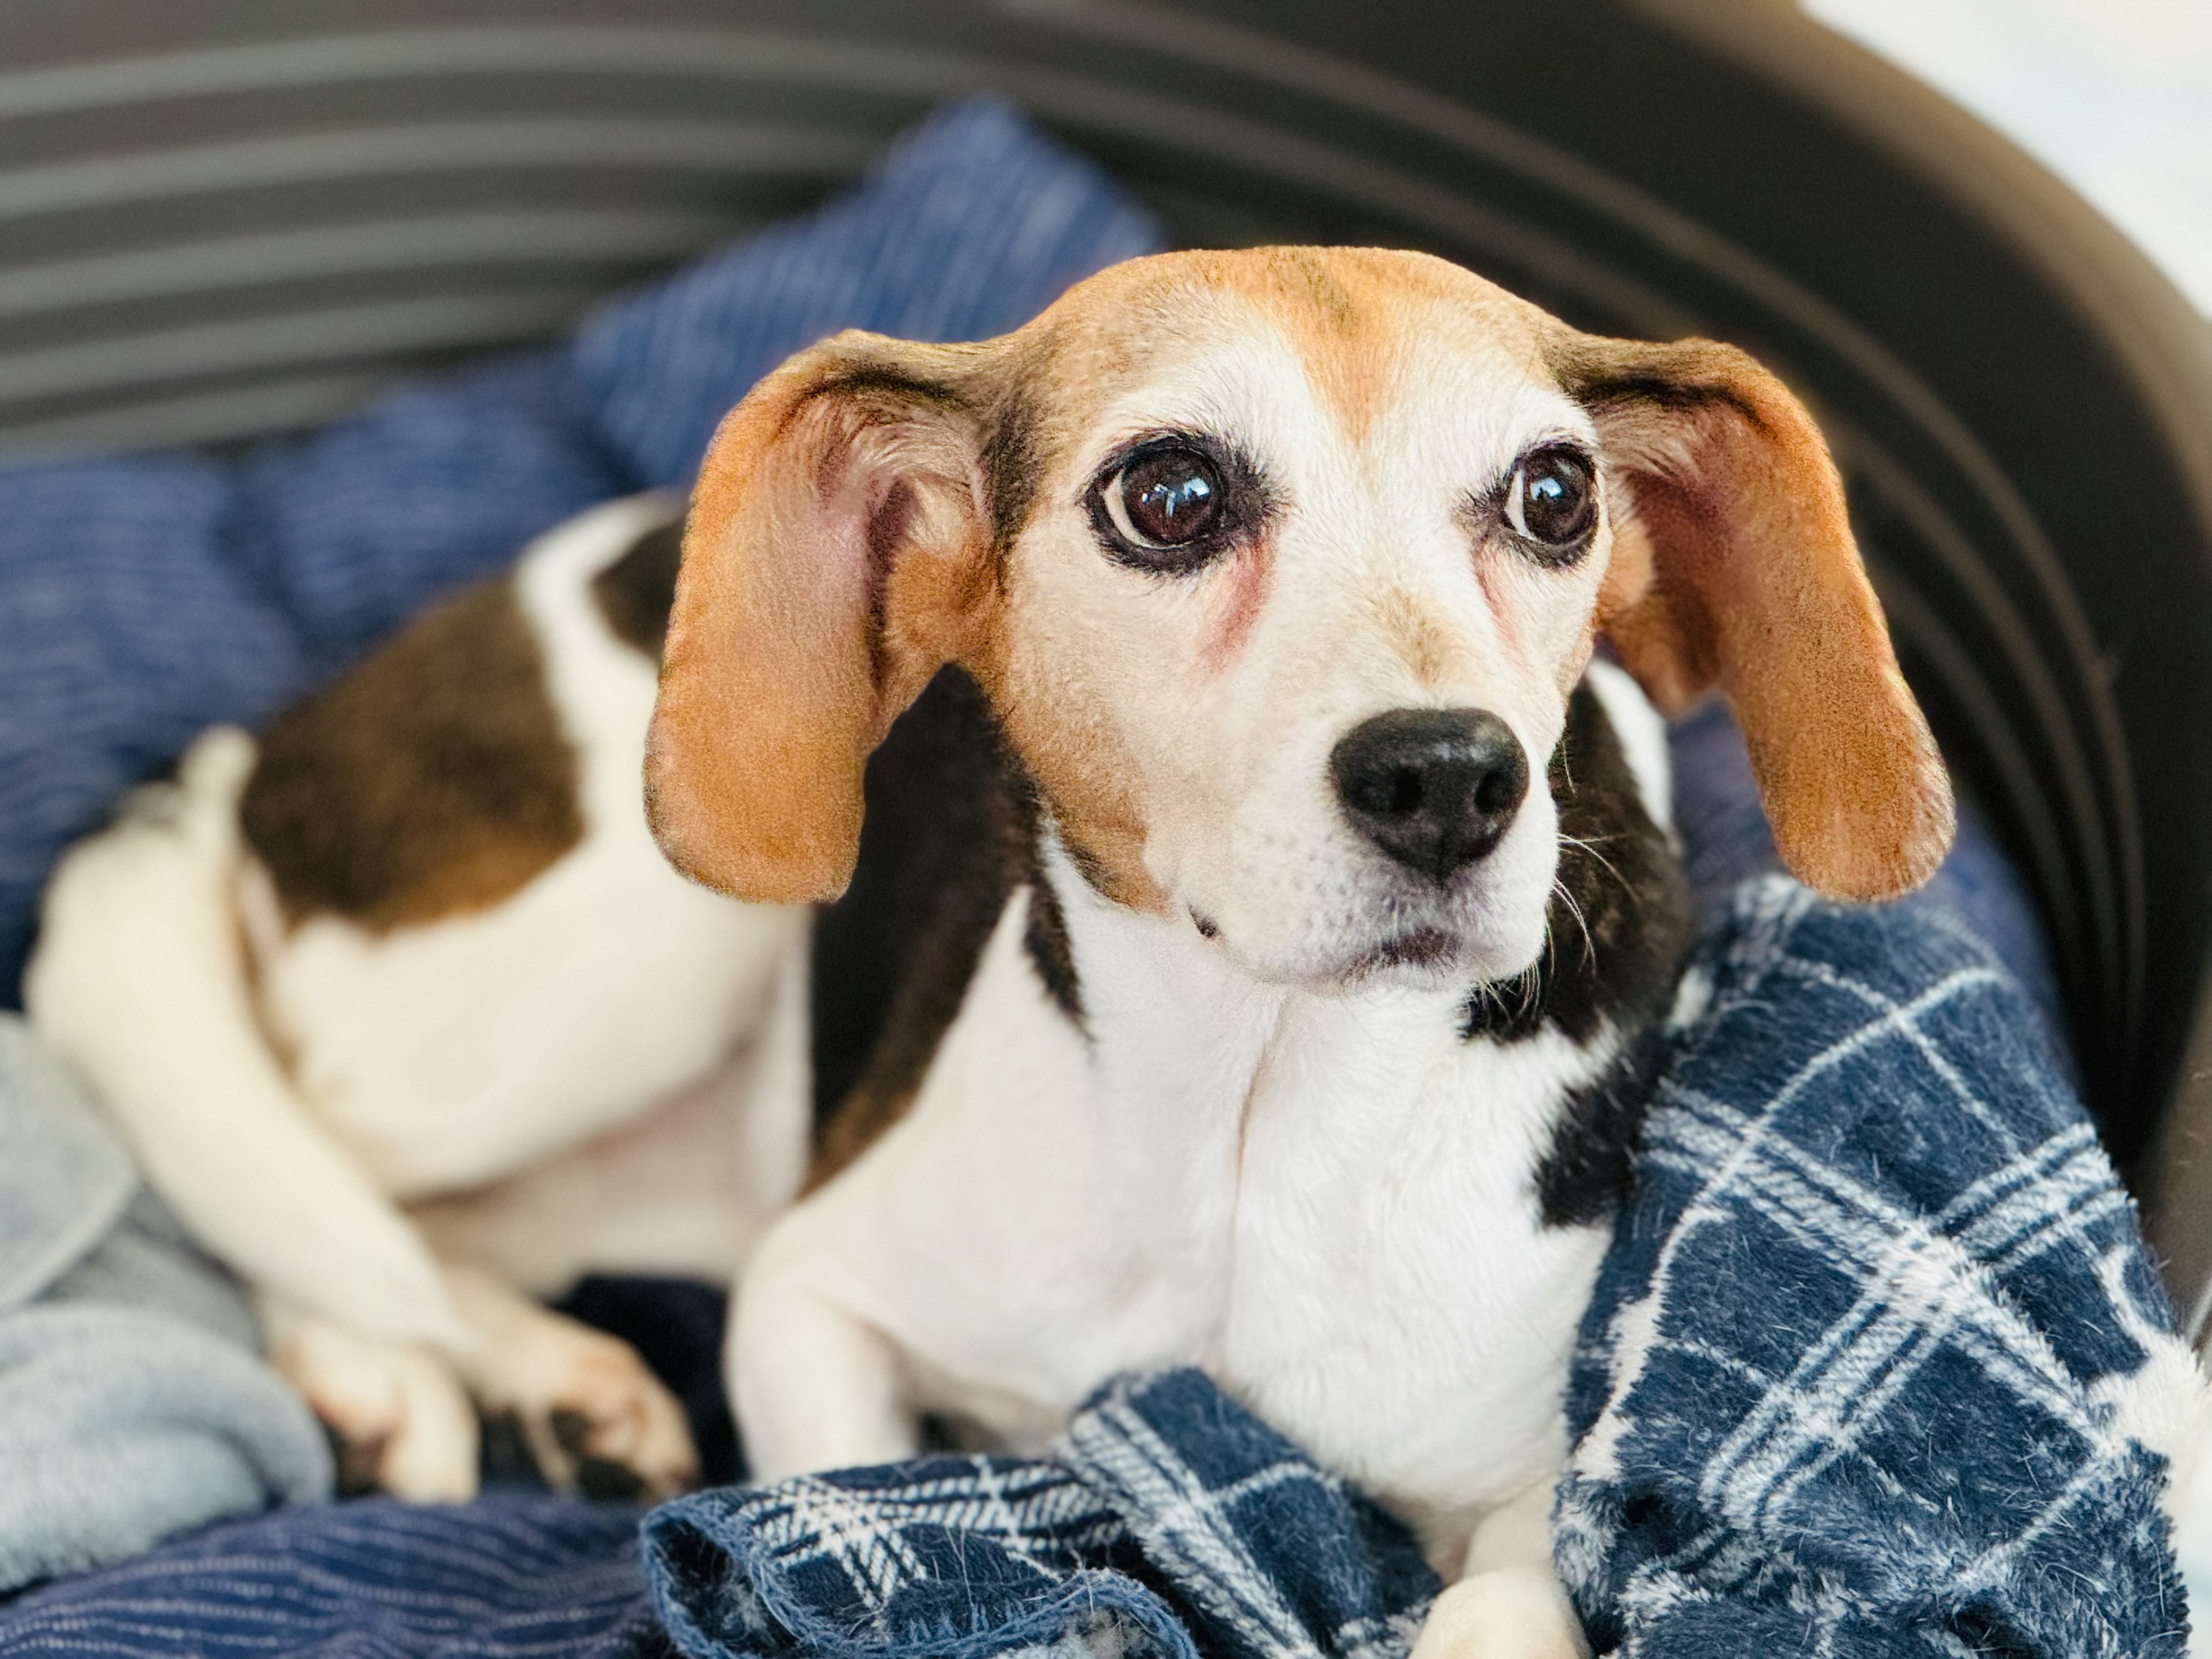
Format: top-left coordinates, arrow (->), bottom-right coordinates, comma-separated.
446,1270 -> 696,1500
507,1324 -> 698,1500
1410,1568 -> 1590,1659
267,1316 -> 479,1501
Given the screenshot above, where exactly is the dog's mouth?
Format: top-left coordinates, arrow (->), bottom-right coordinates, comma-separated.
1342,927 -> 1459,980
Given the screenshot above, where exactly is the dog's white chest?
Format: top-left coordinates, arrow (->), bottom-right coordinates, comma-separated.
815,885 -> 1615,1548
1217,1005 -> 1612,1534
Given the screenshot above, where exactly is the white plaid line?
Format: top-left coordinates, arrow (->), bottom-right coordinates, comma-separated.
1647,1087 -> 2105,1524
1334,1607 -> 1431,1659
1687,1150 -> 2105,1528
1663,1119 -> 2105,1521
1948,1437 -> 2141,1595
1935,1122 -> 2099,1238
949,1458 -> 1094,1574
1662,1339 -> 1778,1393
1770,955 -> 2022,1156
1207,1459 -> 1347,1512
1656,1089 -> 2107,1298
753,1476 -> 931,1623
1653,1098 -> 2121,1311
1071,1388 -> 1316,1659
1573,957 -> 2000,1497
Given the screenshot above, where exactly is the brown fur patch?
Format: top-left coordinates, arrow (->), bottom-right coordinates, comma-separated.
591,513 -> 685,660
241,579 -> 582,931
646,334 -> 1001,906
1217,248 -> 1396,442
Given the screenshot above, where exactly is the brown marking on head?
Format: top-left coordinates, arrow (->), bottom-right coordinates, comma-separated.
241,578 -> 582,931
1214,247 -> 1400,444
1366,585 -> 1465,688
1550,332 -> 1955,898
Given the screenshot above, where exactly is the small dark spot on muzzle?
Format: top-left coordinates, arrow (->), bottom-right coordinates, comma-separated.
1331,708 -> 1529,882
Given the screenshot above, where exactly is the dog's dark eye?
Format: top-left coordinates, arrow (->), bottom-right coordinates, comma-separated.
1106,445 -> 1222,552
1506,446 -> 1597,558
1097,442 -> 1238,570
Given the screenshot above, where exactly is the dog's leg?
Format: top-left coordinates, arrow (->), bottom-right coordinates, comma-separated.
26,728 -> 464,1350
1408,1570 -> 1589,1659
261,1293 -> 479,1501
1408,1480 -> 1590,1659
729,1234 -> 915,1480
442,1264 -> 697,1499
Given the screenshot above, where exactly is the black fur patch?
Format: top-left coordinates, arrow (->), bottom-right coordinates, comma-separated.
590,512 -> 684,660
1457,681 -> 1692,1226
980,385 -> 1042,558
807,668 -> 1082,1188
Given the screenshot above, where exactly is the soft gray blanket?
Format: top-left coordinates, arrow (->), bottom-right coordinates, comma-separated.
0,1014 -> 329,1593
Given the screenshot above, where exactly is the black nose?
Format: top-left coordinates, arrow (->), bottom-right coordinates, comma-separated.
1330,708 -> 1529,882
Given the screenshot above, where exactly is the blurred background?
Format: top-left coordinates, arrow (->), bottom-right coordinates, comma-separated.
1812,0 -> 2212,313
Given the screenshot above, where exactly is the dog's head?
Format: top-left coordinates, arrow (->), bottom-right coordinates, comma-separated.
646,248 -> 1952,988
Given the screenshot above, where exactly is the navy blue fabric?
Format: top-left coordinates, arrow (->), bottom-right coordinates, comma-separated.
0,893 -> 2168,1652
0,96 -> 1164,1010
0,1495 -> 653,1657
1559,878 -> 2186,1657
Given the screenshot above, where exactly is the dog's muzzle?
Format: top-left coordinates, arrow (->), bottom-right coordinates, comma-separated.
1330,708 -> 1529,883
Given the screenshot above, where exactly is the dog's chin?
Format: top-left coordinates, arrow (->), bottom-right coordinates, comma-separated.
1332,920 -> 1548,993
1202,908 -> 1548,995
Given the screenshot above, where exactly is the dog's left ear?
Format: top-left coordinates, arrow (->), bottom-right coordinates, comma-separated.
646,331 -> 1001,903
1555,333 -> 1955,900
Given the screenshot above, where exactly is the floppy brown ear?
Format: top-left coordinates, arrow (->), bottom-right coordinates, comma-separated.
646,331 -> 999,903
1557,334 -> 1955,900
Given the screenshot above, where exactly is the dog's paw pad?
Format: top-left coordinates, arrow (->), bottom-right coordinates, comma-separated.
491,1326 -> 698,1501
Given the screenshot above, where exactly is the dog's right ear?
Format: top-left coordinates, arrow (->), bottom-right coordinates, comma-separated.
646,331 -> 999,902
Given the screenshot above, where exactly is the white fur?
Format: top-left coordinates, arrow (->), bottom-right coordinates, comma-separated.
29,730 -> 468,1348
1582,657 -> 1672,837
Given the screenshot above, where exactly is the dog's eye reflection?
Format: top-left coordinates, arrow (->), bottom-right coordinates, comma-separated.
1107,446 -> 1222,551
1506,446 -> 1597,559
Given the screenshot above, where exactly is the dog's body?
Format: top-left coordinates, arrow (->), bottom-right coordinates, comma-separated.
29,493 -> 806,1498
751,662 -> 1686,1573
646,248 -> 1952,1654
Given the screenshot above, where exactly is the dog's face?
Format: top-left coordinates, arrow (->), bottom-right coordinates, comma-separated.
645,249 -> 1954,972
984,256 -> 1612,985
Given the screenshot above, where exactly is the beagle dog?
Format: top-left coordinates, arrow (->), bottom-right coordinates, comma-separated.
27,494 -> 808,1500
646,248 -> 1953,1656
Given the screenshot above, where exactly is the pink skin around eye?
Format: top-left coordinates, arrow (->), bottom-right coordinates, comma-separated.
1199,531 -> 1277,673
1475,552 -> 1536,685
